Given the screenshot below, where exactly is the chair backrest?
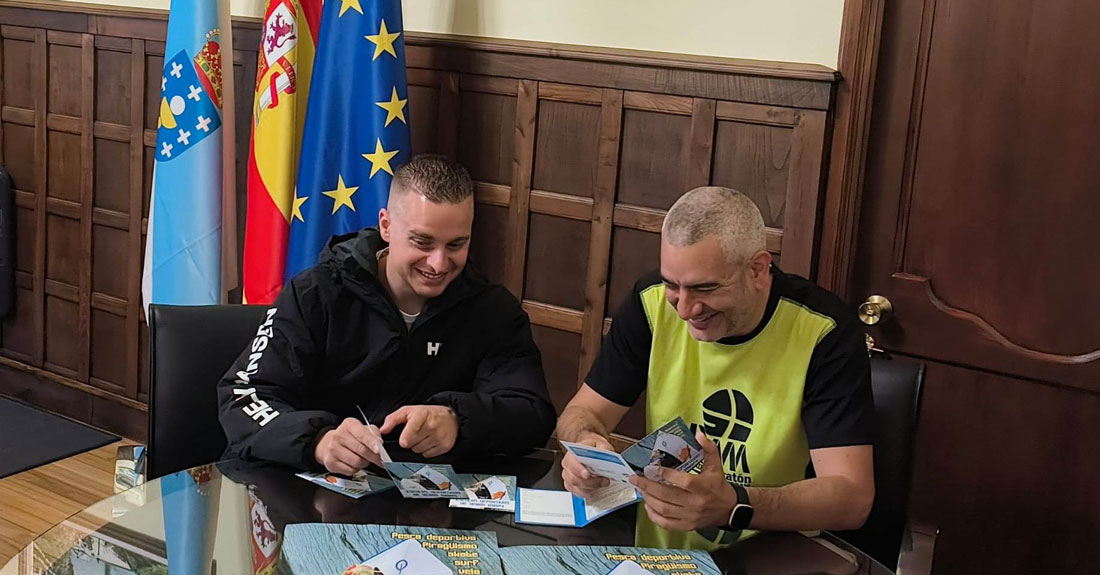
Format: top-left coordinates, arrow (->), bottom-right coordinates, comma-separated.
834,356 -> 925,571
147,304 -> 270,480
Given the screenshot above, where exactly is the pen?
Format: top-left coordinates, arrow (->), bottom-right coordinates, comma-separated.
356,404 -> 393,463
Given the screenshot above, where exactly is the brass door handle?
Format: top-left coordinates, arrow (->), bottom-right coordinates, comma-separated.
858,295 -> 893,326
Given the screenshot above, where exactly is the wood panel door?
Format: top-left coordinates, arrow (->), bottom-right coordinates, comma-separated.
852,0 -> 1100,572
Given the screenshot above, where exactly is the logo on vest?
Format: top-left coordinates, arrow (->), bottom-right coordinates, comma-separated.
426,341 -> 442,356
689,388 -> 755,547
689,388 -> 754,485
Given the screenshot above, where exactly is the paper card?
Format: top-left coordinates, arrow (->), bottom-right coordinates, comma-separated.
449,474 -> 517,512
559,441 -> 636,484
384,462 -> 466,499
350,539 -> 453,575
296,470 -> 395,499
280,524 -> 503,575
622,418 -> 705,480
514,483 -> 640,528
607,559 -> 657,575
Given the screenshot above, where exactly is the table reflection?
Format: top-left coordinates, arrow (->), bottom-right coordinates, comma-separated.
4,451 -> 887,575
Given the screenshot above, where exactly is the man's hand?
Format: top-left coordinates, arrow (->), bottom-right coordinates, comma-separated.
561,432 -> 614,497
379,405 -> 459,458
314,418 -> 385,475
629,431 -> 738,531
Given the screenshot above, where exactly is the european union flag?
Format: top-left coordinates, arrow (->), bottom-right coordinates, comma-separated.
285,0 -> 410,279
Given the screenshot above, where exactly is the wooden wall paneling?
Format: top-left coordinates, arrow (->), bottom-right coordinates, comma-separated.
577,89 -> 623,384
435,72 -> 459,159
779,110 -> 827,278
711,118 -> 792,229
78,33 -> 93,383
126,38 -> 144,399
616,105 -> 691,211
684,98 -> 716,190
524,213 -> 590,311
407,68 -> 441,155
469,202 -> 509,285
522,301 -> 583,334
89,308 -> 126,395
31,28 -> 46,367
817,0 -> 885,300
93,138 -> 128,213
503,79 -> 536,297
529,191 -> 593,221
530,325 -> 582,416
44,295 -> 79,378
404,36 -> 835,110
459,80 -> 517,186
606,226 -> 662,319
531,93 -> 600,198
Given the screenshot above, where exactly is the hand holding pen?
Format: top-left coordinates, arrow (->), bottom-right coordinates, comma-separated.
312,407 -> 391,475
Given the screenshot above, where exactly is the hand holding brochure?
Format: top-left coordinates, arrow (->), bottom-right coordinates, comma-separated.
561,418 -> 704,484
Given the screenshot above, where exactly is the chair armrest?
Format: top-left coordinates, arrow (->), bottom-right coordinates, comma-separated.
897,520 -> 938,575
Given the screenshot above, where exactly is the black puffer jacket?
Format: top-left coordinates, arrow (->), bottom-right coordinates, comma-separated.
217,228 -> 556,470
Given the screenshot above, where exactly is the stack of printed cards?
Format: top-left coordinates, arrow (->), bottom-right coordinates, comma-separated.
560,417 -> 704,484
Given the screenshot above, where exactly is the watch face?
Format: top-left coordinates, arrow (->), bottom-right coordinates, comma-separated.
731,504 -> 754,529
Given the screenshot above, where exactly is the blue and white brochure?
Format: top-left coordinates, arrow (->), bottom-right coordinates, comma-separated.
559,441 -> 636,484
514,483 -> 640,527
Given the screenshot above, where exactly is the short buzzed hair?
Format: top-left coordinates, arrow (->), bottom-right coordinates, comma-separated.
390,154 -> 473,206
662,186 -> 766,262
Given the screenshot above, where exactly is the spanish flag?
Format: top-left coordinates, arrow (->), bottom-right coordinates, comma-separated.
242,0 -> 322,304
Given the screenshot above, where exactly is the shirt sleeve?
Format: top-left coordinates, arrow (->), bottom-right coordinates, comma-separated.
584,278 -> 655,407
801,318 -> 875,449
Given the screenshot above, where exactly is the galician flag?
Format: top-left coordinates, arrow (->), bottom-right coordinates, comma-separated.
141,0 -> 237,312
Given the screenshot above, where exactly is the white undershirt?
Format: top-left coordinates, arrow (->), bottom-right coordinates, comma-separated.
400,309 -> 419,329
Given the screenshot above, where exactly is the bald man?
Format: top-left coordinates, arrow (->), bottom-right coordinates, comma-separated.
556,186 -> 875,550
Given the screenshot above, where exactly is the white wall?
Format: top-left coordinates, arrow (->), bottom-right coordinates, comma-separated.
60,0 -> 843,68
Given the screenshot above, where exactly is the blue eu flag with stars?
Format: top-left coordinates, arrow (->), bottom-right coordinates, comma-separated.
285,0 -> 410,279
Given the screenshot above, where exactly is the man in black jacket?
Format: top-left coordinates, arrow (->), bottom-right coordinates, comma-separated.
217,155 -> 556,474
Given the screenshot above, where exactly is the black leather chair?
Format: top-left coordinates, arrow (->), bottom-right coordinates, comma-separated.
147,303 -> 271,480
833,356 -> 936,574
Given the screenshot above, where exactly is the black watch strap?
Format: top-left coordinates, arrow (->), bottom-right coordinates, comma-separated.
726,484 -> 754,530
732,483 -> 749,505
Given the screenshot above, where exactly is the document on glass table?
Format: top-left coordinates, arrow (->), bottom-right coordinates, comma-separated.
514,482 -> 640,527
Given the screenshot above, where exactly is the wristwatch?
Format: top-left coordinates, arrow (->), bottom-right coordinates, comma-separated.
725,483 -> 754,530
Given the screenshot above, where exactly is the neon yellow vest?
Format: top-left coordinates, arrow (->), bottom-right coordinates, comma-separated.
634,283 -> 837,550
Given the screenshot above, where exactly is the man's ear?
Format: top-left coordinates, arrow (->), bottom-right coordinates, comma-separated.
749,250 -> 772,282
378,208 -> 391,242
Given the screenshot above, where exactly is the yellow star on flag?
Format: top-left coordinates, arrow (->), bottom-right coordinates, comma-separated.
322,175 -> 359,214
291,193 -> 308,222
376,87 -> 408,127
365,19 -> 401,60
362,139 -> 399,178
338,0 -> 362,17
